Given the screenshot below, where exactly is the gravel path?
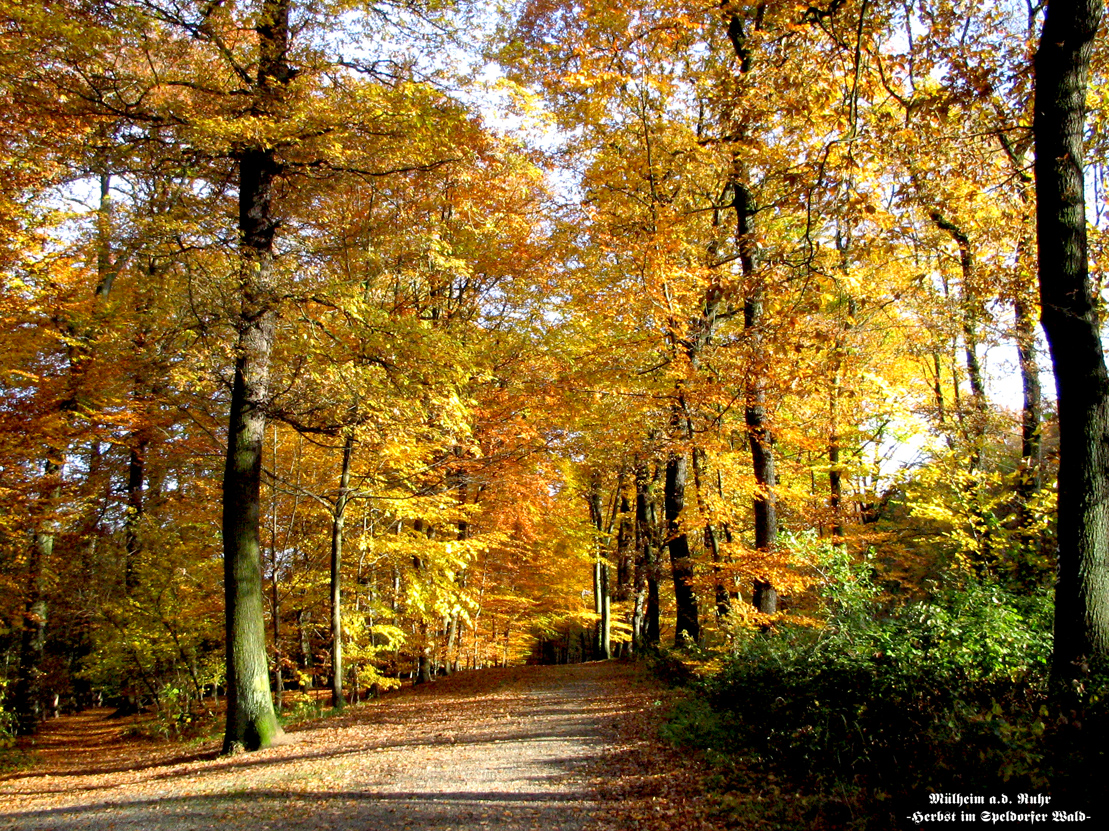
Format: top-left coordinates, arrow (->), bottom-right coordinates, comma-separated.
0,664 -> 639,831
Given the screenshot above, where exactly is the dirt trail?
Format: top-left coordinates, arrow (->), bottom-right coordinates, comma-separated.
0,663 -> 697,831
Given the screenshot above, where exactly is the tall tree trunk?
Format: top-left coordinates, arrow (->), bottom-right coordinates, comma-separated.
615,491 -> 633,602
329,428 -> 354,708
737,183 -> 778,615
1034,0 -> 1109,679
221,0 -> 291,754
725,7 -> 778,615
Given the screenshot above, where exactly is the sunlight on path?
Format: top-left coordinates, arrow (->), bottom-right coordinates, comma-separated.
0,666 -> 617,831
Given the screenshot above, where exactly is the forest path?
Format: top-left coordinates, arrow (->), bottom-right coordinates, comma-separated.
0,663 -> 705,831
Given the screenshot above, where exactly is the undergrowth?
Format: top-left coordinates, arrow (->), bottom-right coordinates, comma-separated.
654,541 -> 1107,829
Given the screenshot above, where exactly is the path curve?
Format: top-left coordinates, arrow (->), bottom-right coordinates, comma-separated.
0,663 -> 665,831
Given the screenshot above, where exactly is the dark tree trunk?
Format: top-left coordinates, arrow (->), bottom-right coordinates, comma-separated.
828,282 -> 856,544
665,448 -> 700,645
1033,0 -> 1109,678
297,607 -> 312,685
1014,295 -> 1046,583
416,620 -> 433,684
124,442 -> 145,593
740,205 -> 778,615
724,2 -> 778,617
221,0 -> 292,754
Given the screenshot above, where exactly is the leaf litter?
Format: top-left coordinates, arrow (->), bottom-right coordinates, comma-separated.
0,663 -> 714,831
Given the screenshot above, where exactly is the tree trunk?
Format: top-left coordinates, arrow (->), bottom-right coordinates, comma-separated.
329,428 -> 354,708
221,0 -> 292,754
587,476 -> 612,659
931,211 -> 989,467
633,458 -> 661,648
1015,297 -> 1044,495
268,427 -> 283,712
692,448 -> 730,619
1014,295 -> 1045,584
615,492 -> 633,602
724,2 -> 778,617
665,447 -> 700,645
124,442 -> 145,593
222,303 -> 282,751
1033,0 -> 1109,678
739,195 -> 779,615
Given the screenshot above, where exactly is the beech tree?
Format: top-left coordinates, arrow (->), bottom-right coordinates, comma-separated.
1034,0 -> 1109,678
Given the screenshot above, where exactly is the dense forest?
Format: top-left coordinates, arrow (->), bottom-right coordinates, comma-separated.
1,0 -> 1107,817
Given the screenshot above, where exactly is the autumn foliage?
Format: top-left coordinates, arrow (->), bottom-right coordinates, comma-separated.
0,0 -> 1099,792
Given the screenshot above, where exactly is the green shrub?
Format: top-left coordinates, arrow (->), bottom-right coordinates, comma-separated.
663,550 -> 1066,828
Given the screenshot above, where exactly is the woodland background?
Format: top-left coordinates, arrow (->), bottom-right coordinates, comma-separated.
1,0 -> 1105,816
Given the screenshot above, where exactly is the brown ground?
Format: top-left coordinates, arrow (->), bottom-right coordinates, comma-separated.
0,663 -> 715,831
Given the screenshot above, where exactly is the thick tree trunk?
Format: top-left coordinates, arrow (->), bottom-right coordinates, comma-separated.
221,0 -> 292,754
1034,0 -> 1109,678
222,305 -> 282,751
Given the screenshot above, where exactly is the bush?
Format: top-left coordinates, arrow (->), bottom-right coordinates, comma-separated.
662,546 -> 1065,828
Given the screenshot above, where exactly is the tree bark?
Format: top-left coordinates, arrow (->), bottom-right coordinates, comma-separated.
221,0 -> 291,754
1033,0 -> 1109,678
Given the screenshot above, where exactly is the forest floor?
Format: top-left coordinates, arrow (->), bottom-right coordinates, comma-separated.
0,662 -> 717,831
